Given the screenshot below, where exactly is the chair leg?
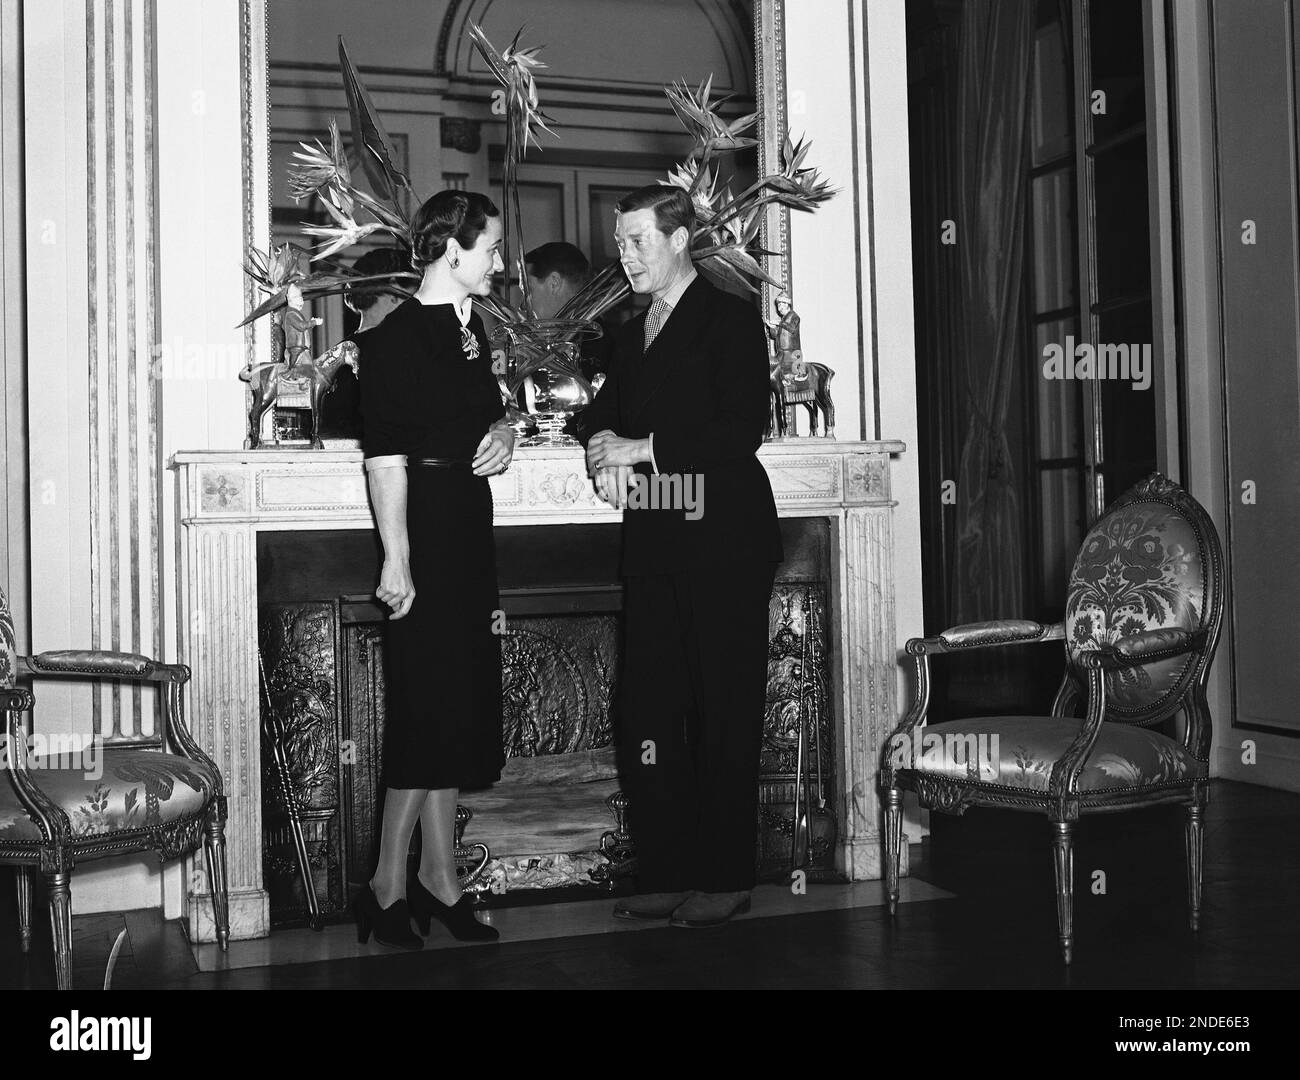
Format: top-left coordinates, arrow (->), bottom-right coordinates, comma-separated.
884,787 -> 903,915
1050,821 -> 1075,965
1185,798 -> 1205,933
45,870 -> 72,990
16,867 -> 32,953
204,801 -> 231,951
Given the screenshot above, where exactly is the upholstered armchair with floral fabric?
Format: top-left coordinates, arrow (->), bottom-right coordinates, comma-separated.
880,474 -> 1223,962
0,584 -> 230,989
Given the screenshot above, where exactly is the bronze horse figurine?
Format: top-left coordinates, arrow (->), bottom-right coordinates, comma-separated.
769,352 -> 835,438
241,338 -> 359,449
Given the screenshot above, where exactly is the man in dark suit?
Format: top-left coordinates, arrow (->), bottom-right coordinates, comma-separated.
524,240 -> 614,380
579,185 -> 782,927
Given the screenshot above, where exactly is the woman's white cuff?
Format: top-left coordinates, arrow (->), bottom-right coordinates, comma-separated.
364,454 -> 407,472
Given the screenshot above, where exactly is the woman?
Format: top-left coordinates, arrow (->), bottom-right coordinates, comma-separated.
357,190 -> 513,947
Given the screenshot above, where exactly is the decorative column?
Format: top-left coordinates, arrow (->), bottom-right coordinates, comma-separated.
22,0 -> 162,727
22,0 -> 172,912
176,464 -> 266,941
836,451 -> 907,879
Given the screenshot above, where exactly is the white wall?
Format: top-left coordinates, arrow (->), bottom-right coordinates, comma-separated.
1169,0 -> 1300,792
785,0 -> 923,698
15,0 -> 257,916
2,1 -> 28,629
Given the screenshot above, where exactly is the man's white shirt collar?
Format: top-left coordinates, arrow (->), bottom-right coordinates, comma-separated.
655,267 -> 698,312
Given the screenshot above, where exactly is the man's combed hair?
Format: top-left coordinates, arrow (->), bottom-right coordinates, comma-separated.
524,241 -> 591,285
616,184 -> 696,239
347,247 -> 414,311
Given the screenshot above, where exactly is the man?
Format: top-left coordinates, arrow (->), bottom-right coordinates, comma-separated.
579,185 -> 782,928
767,292 -> 802,373
525,240 -> 613,380
524,241 -> 589,318
346,245 -> 416,329
319,246 -> 415,440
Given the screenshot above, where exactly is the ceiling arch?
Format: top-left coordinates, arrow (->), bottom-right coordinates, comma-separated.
438,0 -> 753,98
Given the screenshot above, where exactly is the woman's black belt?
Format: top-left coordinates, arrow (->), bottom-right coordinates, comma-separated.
413,457 -> 473,468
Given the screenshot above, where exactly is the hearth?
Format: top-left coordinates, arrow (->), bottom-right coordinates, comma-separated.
255,519 -> 838,926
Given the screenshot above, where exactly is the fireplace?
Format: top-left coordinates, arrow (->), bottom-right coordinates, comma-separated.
173,440 -> 905,942
254,519 -> 838,926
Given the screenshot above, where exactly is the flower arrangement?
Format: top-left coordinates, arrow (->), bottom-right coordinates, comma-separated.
239,25 -> 835,414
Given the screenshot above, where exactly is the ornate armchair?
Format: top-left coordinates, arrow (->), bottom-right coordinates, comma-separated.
0,584 -> 229,988
881,473 -> 1223,962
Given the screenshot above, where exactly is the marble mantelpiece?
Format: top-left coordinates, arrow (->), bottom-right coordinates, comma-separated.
171,439 -> 907,942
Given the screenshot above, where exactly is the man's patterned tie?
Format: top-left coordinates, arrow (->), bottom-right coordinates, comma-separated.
643,298 -> 670,354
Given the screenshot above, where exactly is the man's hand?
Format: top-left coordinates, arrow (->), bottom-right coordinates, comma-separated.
594,465 -> 636,509
586,429 -> 651,471
472,421 -> 515,476
377,558 -> 415,619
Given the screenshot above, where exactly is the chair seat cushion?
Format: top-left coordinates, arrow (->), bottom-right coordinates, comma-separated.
892,716 -> 1206,793
0,749 -> 218,843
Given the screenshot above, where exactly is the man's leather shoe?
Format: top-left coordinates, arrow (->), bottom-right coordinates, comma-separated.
669,890 -> 752,928
613,891 -> 693,920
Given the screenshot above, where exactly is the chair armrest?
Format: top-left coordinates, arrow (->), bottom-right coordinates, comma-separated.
19,650 -> 188,683
0,686 -> 33,711
908,620 -> 1064,655
1086,628 -> 1207,671
883,621 -> 1068,787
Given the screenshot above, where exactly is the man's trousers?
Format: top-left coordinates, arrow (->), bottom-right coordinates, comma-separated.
617,563 -> 777,893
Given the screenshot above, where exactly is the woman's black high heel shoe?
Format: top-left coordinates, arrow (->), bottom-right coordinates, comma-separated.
355,885 -> 423,949
409,878 -> 499,942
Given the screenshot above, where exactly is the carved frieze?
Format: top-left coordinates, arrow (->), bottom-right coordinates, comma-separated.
199,468 -> 249,513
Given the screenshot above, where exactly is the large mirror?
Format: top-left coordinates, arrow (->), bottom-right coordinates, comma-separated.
260,1 -> 784,441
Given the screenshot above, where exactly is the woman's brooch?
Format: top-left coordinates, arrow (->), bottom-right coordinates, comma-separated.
460,324 -> 480,361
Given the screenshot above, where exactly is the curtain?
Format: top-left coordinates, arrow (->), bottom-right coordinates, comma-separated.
949,0 -> 1035,627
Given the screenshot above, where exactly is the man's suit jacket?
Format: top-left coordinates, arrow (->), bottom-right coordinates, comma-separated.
577,274 -> 783,574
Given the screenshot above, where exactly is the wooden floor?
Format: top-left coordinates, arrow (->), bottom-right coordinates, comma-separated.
3,779 -> 1297,990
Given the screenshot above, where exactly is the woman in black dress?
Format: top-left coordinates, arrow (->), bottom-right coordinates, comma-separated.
356,190 -> 513,947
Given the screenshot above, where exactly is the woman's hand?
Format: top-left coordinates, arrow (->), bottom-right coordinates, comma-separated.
472,421 -> 515,476
586,430 -> 651,471
594,465 -> 636,509
377,558 -> 415,619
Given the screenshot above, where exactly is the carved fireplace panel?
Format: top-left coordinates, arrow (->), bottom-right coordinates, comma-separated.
759,583 -> 836,879
259,601 -> 347,927
501,616 -> 617,761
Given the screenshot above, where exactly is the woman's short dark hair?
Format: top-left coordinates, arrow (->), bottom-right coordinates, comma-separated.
616,184 -> 695,239
410,189 -> 499,269
347,247 -> 414,311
